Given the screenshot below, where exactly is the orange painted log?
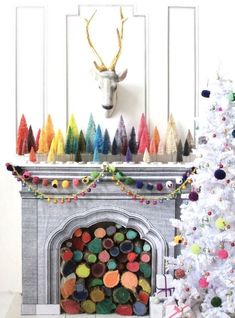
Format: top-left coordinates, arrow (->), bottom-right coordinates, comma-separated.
103,270 -> 120,288
121,271 -> 138,291
94,227 -> 106,238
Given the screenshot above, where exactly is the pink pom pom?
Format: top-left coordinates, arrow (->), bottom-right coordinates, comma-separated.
23,171 -> 31,179
217,249 -> 229,259
73,178 -> 80,187
198,277 -> 209,288
32,176 -> 40,185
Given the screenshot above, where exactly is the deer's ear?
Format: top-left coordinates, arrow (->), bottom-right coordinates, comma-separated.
90,67 -> 100,81
118,69 -> 128,82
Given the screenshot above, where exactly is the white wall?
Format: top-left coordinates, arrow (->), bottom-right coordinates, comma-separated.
1,0 -> 235,293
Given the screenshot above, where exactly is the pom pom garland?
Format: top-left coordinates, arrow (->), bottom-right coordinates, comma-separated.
214,169 -> 226,180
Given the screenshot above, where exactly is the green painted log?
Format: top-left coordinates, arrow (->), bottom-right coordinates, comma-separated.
140,263 -> 151,278
143,242 -> 151,252
96,298 -> 116,314
113,287 -> 131,304
114,232 -> 125,243
89,278 -> 103,288
87,238 -> 102,254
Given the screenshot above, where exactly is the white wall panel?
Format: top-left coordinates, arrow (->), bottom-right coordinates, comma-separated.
16,7 -> 45,135
168,6 -> 197,141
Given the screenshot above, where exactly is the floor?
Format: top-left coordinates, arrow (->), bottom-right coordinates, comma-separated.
0,292 -> 150,318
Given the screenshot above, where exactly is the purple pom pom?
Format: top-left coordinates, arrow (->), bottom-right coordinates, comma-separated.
136,181 -> 144,189
5,163 -> 13,171
201,90 -> 210,98
189,191 -> 199,201
156,183 -> 163,191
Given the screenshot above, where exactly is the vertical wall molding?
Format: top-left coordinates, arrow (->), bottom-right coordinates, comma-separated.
167,6 -> 198,139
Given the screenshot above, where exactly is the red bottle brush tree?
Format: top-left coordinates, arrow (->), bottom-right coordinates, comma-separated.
137,113 -> 148,146
35,129 -> 41,151
16,114 -> 28,155
138,126 -> 149,154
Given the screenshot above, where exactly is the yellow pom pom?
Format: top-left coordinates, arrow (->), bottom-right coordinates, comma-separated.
174,235 -> 184,245
62,180 -> 70,189
215,217 -> 226,230
190,243 -> 201,254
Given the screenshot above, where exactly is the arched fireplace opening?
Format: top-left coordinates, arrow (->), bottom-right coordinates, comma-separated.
60,222 -> 152,315
46,207 -> 168,314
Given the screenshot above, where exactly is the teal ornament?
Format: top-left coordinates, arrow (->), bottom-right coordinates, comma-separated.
232,129 -> 235,138
228,92 -> 235,102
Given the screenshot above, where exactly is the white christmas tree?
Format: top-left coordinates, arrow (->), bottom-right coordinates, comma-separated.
167,76 -> 235,318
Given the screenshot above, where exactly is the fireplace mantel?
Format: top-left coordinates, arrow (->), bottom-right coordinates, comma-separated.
19,162 -> 191,315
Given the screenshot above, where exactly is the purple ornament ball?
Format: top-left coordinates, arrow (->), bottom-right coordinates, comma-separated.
189,191 -> 199,201
214,169 -> 226,180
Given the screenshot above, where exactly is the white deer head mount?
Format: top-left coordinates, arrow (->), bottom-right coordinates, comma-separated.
85,8 -> 128,118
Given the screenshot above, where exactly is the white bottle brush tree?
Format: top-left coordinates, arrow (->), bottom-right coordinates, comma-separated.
167,76 -> 235,318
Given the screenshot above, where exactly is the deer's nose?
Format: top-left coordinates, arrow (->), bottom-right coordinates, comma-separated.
102,105 -> 113,110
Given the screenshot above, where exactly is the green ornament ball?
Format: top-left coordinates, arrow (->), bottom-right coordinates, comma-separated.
211,296 -> 222,307
215,217 -> 226,230
190,243 -> 201,255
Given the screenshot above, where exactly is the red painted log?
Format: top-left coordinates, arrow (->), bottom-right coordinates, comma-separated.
126,261 -> 140,272
102,238 -> 114,250
116,304 -> 133,316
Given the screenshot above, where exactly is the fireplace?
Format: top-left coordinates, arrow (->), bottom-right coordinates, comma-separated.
20,163 -> 188,315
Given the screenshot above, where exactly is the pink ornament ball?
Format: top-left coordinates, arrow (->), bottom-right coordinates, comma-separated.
217,249 -> 229,259
198,277 -> 209,288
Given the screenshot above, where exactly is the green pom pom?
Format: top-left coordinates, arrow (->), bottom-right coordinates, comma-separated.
90,171 -> 100,180
190,243 -> 201,254
215,217 -> 226,230
211,296 -> 222,307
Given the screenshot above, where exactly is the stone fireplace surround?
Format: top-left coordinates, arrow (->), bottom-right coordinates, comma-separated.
20,163 -> 189,315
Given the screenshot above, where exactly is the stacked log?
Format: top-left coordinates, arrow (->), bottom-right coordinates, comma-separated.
60,223 -> 152,315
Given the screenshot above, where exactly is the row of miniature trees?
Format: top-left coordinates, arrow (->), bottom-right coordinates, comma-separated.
16,113 -> 194,163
